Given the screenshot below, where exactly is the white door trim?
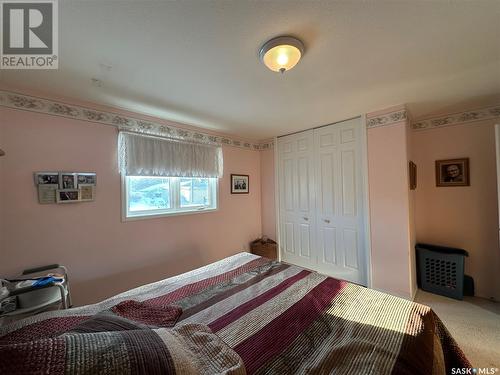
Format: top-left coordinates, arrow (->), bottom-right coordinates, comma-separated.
495,125 -> 500,230
274,136 -> 281,261
360,114 -> 372,288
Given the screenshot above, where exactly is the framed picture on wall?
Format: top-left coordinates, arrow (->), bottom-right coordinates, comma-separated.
435,158 -> 470,187
409,161 -> 417,190
38,185 -> 58,204
231,174 -> 249,194
79,185 -> 95,202
77,173 -> 97,186
56,189 -> 80,203
34,172 -> 59,185
60,173 -> 77,189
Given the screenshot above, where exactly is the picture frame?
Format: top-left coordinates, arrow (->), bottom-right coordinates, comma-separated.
38,184 -> 58,204
79,184 -> 95,202
60,173 -> 77,189
77,173 -> 97,186
34,172 -> 59,185
409,161 -> 417,190
56,189 -> 80,203
231,174 -> 249,194
435,158 -> 470,187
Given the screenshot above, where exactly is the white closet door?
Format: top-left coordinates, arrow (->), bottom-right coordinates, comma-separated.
314,118 -> 367,285
278,130 -> 316,269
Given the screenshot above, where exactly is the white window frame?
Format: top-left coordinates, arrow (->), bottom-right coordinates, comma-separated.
121,175 -> 219,221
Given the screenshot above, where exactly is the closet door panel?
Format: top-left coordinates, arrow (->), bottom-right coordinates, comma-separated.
297,156 -> 311,212
315,128 -> 339,269
341,150 -> 357,217
283,159 -> 294,211
314,118 -> 367,285
278,138 -> 296,259
278,130 -> 316,268
282,220 -> 295,255
343,228 -> 359,270
319,152 -> 335,216
299,223 -> 312,258
321,226 -> 337,265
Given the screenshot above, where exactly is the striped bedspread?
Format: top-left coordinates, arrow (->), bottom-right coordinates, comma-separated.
0,252 -> 470,374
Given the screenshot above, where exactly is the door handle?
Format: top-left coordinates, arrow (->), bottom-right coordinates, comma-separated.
303,217 -> 309,221
324,219 -> 330,223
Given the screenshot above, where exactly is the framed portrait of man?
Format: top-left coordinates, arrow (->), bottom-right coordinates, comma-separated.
435,158 -> 470,187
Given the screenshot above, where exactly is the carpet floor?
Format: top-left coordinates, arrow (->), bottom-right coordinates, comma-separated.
415,289 -> 500,369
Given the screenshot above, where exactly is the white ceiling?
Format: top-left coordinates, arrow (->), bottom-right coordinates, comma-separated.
1,0 -> 499,140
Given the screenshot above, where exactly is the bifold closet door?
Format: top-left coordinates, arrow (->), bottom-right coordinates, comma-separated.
278,130 -> 317,269
314,118 -> 367,285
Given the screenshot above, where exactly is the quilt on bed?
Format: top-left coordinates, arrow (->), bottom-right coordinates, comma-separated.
0,252 -> 471,374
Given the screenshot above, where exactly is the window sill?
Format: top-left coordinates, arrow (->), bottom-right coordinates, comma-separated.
122,207 -> 219,222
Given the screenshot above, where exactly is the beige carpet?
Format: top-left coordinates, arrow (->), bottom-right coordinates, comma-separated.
415,289 -> 500,368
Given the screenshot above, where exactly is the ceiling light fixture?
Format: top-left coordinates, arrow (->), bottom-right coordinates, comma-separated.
259,36 -> 305,73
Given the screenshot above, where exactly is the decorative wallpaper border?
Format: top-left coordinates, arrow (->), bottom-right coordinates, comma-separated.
0,90 -> 274,150
412,105 -> 500,131
9,90 -> 496,141
366,109 -> 408,129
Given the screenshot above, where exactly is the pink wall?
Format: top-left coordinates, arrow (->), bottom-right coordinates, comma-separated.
367,107 -> 414,299
0,107 -> 262,306
260,148 -> 276,241
411,120 -> 500,301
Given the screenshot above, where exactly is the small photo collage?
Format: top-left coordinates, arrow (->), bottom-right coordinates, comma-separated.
34,172 -> 97,204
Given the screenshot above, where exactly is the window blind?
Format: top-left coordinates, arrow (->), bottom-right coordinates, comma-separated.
118,132 -> 223,178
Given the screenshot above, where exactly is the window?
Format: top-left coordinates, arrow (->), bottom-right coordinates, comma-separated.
118,132 -> 222,220
124,176 -> 218,219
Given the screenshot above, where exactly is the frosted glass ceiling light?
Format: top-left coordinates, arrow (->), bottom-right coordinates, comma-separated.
259,36 -> 304,73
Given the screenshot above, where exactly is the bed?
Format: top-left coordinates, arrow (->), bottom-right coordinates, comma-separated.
0,252 -> 470,374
